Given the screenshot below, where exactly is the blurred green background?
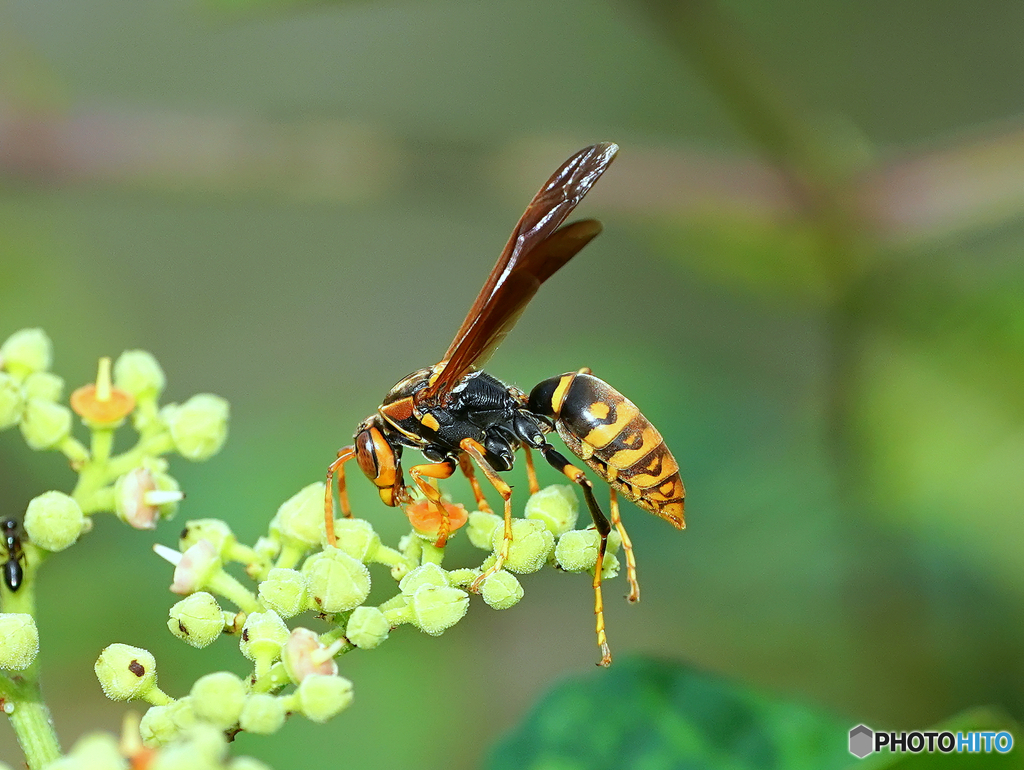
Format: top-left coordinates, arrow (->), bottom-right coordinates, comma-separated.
3,0 -> 1024,767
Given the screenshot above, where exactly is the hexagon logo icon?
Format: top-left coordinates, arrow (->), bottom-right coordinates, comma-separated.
849,724 -> 874,758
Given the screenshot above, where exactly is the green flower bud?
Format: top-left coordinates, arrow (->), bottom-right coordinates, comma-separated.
398,563 -> 449,595
554,529 -> 600,572
445,568 -> 479,588
115,468 -> 182,530
94,644 -> 158,701
23,490 -> 85,552
269,483 -> 325,548
168,592 -> 224,648
381,596 -> 409,626
65,732 -> 124,769
599,551 -> 620,579
19,398 -> 71,450
0,373 -> 22,430
0,613 -> 39,670
331,518 -> 380,561
493,518 -> 554,573
253,536 -> 280,562
238,693 -> 286,735
0,328 -> 52,377
408,585 -> 469,636
302,549 -> 370,613
239,611 -> 289,662
140,698 -> 196,748
346,606 -> 390,649
525,485 -> 579,536
257,568 -> 307,618
293,674 -> 354,723
162,394 -> 229,461
114,350 -> 166,400
480,570 -> 524,610
151,723 -> 227,770
21,371 -> 63,403
179,519 -> 234,556
467,511 -> 501,550
190,671 -> 246,729
281,628 -> 338,682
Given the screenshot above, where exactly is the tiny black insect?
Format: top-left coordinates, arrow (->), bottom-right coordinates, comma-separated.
2,519 -> 25,592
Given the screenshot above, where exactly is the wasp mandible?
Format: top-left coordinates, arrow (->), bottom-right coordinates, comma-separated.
325,143 -> 685,666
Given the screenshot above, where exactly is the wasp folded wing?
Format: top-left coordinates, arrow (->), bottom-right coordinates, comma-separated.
422,142 -> 618,403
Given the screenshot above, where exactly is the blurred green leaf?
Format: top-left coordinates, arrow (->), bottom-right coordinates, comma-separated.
486,656 -> 851,770
650,217 -> 837,304
850,269 -> 1024,590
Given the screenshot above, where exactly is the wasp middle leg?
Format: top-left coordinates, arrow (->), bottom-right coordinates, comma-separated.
457,454 -> 495,515
459,438 -> 514,592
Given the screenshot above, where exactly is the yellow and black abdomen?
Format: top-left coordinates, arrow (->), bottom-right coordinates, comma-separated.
529,372 -> 685,529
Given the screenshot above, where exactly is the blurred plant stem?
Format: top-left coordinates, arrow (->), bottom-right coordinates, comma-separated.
636,0 -> 890,506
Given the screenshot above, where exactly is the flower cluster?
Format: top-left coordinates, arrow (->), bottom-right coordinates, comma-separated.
0,329 -> 622,769
115,479 -> 620,749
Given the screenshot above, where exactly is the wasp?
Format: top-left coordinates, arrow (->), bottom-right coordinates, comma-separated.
2,519 -> 25,592
325,143 -> 685,665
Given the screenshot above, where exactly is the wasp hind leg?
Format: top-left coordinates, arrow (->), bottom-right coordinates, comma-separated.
539,444 -> 613,667
325,445 -> 357,547
609,488 -> 640,603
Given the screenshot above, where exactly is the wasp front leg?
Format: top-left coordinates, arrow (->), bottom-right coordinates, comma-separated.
407,459 -> 458,547
325,445 -> 357,547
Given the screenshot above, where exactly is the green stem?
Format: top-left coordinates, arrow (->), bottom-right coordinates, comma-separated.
1,672 -> 62,770
141,685 -> 174,707
105,432 -> 174,479
275,541 -> 307,571
318,625 -> 355,655
207,570 -> 261,614
370,544 -> 415,580
89,427 -> 114,466
57,436 -> 89,465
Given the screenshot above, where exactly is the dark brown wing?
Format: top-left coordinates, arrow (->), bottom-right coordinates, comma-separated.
421,142 -> 618,402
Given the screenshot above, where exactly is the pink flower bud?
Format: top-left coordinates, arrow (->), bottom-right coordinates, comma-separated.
281,628 -> 339,683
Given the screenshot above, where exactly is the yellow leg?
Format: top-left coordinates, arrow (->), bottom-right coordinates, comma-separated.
593,531 -> 612,667
459,438 -> 513,592
408,460 -> 457,547
325,446 -> 356,547
458,454 -> 494,514
523,446 -> 540,495
538,443 -> 613,666
609,488 -> 640,603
